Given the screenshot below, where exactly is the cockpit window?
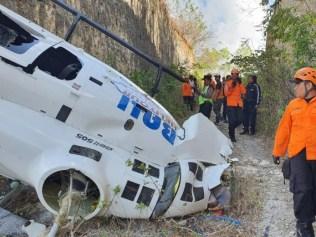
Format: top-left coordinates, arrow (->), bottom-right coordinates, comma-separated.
193,187 -> 204,201
188,162 -> 197,174
137,186 -> 155,206
151,163 -> 180,218
25,47 -> 82,80
180,183 -> 193,202
121,181 -> 140,201
0,12 -> 38,54
196,166 -> 203,181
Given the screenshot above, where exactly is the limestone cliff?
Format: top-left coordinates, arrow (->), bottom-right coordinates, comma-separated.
0,0 -> 194,75
278,0 -> 316,13
266,0 -> 316,54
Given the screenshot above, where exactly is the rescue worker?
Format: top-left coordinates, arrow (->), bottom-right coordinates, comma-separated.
224,68 -> 246,142
272,67 -> 316,237
181,77 -> 193,111
189,75 -> 198,111
222,75 -> 230,123
198,74 -> 215,118
240,75 -> 261,135
213,74 -> 224,124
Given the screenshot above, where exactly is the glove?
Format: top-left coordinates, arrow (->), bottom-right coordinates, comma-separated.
273,156 -> 280,165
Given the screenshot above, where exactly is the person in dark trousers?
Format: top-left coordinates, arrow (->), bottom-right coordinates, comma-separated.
273,67 -> 316,237
240,75 -> 261,135
198,74 -> 214,118
224,68 -> 246,142
181,77 -> 193,111
222,75 -> 230,123
213,74 -> 224,124
189,75 -> 198,111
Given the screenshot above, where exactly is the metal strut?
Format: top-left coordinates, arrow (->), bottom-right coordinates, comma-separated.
50,0 -> 184,96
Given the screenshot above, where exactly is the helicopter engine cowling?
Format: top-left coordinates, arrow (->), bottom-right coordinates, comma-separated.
25,153 -> 106,220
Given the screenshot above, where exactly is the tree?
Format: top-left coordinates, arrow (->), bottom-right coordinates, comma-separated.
194,47 -> 232,76
230,8 -> 316,135
167,0 -> 211,54
235,40 -> 253,57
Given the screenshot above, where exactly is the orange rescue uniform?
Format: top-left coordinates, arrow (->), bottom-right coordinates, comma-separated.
273,97 -> 316,160
224,79 -> 246,107
182,82 -> 193,96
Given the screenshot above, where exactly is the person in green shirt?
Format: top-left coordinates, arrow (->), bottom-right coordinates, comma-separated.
198,74 -> 215,118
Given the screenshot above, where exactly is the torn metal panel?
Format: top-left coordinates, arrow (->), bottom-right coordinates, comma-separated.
173,113 -> 232,164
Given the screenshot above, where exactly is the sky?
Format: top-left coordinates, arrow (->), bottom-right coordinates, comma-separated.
195,0 -> 269,53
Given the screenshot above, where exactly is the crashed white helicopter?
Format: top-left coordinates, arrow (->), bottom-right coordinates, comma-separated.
0,0 -> 232,228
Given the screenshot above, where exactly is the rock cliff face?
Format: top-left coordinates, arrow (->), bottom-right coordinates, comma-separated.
0,0 -> 194,75
266,0 -> 316,50
278,0 -> 316,13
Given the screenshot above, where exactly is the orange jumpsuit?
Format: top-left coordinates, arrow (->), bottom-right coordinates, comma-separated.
224,79 -> 246,141
224,79 -> 246,107
273,96 -> 316,225
273,97 -> 316,160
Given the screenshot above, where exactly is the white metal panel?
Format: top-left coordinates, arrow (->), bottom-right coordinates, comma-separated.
173,113 -> 232,164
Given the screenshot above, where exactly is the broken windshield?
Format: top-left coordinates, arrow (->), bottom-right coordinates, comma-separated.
151,162 -> 180,218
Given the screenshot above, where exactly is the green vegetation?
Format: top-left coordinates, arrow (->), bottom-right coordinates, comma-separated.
267,8 -> 316,67
155,73 -> 188,122
232,8 -> 316,134
129,65 -> 192,123
129,70 -> 155,94
194,47 -> 231,77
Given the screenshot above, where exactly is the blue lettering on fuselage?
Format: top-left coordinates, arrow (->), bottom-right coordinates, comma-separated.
117,95 -> 176,145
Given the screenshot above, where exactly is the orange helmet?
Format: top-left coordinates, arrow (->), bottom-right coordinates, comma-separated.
231,68 -> 240,74
294,67 -> 316,85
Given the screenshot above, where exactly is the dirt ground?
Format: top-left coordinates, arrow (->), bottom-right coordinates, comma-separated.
0,120 -> 298,237
228,124 -> 297,237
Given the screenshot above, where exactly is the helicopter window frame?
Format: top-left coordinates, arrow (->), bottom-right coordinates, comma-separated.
0,11 -> 38,54
193,187 -> 204,202
188,162 -> 197,174
136,186 -> 155,206
196,166 -> 203,181
180,183 -> 193,202
132,159 -> 146,175
24,46 -> 82,80
121,181 -> 140,201
148,165 -> 160,178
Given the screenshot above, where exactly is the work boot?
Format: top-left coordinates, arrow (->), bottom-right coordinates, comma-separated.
229,129 -> 236,142
215,117 -> 220,125
229,135 -> 237,142
240,129 -> 249,135
296,222 -> 315,237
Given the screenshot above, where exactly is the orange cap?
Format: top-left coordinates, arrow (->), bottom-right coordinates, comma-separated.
294,67 -> 316,84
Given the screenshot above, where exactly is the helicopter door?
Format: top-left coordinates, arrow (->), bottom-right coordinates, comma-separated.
30,45 -> 86,122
